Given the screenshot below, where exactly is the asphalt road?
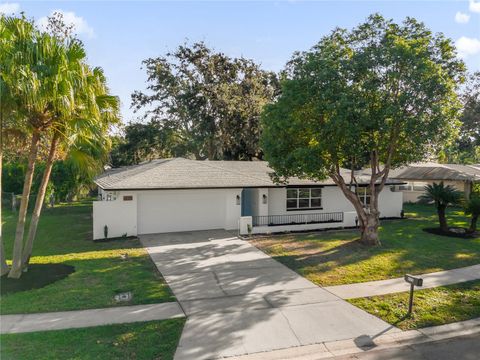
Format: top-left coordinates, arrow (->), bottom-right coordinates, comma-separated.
333,334 -> 480,360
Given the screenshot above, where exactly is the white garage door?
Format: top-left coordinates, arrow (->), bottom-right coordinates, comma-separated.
137,189 -> 226,234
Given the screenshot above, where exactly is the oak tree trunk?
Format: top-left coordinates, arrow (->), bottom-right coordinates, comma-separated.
360,212 -> 380,246
8,131 -> 41,279
22,134 -> 59,268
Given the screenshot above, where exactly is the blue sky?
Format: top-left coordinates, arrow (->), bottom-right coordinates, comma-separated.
2,1 -> 480,123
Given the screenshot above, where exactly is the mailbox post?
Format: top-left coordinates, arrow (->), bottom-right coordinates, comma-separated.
404,274 -> 423,316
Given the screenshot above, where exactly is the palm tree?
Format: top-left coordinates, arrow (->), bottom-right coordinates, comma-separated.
0,15 -> 34,276
2,15 -> 119,278
419,182 -> 462,232
2,17 -> 82,278
21,65 -> 119,268
465,195 -> 480,234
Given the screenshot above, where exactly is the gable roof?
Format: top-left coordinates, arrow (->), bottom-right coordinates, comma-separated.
389,163 -> 480,182
95,158 -> 401,191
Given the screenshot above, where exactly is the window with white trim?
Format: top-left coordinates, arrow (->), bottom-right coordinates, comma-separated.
356,187 -> 371,207
286,188 -> 322,210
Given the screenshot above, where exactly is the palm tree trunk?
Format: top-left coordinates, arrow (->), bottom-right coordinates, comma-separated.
0,159 -> 9,275
468,214 -> 478,234
0,135 -> 9,275
438,205 -> 448,232
0,108 -> 9,276
22,133 -> 59,268
8,131 -> 40,279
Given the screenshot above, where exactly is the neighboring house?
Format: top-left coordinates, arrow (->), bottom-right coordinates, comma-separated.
390,163 -> 480,203
93,158 -> 404,239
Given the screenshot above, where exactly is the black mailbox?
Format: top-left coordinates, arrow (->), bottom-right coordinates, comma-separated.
404,274 -> 423,287
404,274 -> 423,316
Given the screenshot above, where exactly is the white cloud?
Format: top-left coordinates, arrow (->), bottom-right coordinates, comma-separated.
456,36 -> 480,58
37,10 -> 94,38
0,2 -> 20,15
470,0 -> 480,13
455,11 -> 470,24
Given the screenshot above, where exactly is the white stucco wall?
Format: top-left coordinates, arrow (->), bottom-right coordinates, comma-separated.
268,186 -> 402,218
224,188 -> 243,230
93,193 -> 137,240
378,186 -> 403,217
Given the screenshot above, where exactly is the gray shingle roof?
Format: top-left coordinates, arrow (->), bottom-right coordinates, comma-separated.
95,158 -> 401,190
389,163 -> 480,182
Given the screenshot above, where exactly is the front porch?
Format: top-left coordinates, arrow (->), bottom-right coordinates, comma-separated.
252,212 -> 344,227
240,211 -> 357,235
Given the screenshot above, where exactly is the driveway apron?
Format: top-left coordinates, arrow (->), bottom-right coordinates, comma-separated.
140,230 -> 398,360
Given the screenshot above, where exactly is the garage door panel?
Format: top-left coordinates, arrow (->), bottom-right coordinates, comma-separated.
137,190 -> 225,234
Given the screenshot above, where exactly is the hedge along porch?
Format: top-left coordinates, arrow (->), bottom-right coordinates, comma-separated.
93,158 -> 404,240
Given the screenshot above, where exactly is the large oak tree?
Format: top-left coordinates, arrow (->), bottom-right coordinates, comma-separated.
262,15 -> 464,246
132,42 -> 279,161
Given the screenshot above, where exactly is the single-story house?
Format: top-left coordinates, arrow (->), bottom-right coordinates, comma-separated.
389,163 -> 480,203
92,158 -> 404,239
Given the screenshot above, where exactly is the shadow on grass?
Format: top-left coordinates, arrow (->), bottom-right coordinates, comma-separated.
0,251 -> 175,314
1,264 -> 75,295
252,204 -> 480,285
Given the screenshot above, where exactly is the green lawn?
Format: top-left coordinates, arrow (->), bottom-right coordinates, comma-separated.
1,201 -> 175,314
0,318 -> 185,360
250,204 -> 480,286
349,280 -> 480,330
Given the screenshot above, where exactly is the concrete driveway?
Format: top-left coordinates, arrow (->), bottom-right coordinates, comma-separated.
140,230 -> 398,360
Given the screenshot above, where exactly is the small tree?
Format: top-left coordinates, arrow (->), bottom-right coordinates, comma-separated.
262,14 -> 464,246
419,182 -> 462,232
465,195 -> 480,234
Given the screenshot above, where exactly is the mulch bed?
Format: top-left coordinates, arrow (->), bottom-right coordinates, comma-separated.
423,227 -> 478,239
1,264 -> 75,295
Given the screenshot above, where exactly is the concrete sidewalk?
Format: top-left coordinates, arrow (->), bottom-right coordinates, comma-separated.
230,317 -> 480,360
0,302 -> 184,334
324,264 -> 480,299
141,230 -> 398,360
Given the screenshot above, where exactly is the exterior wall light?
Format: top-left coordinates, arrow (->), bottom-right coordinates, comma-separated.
262,194 -> 268,204
236,195 -> 241,205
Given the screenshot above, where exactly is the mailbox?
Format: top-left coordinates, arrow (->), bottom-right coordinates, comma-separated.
404,274 -> 423,287
404,274 -> 423,316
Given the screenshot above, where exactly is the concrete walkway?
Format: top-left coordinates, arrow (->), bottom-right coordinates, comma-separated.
230,317 -> 480,359
325,264 -> 480,299
0,302 -> 184,334
140,230 -> 398,360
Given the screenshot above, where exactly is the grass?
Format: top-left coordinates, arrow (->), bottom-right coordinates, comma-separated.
250,204 -> 480,286
0,318 -> 185,360
1,201 -> 175,315
349,280 -> 480,330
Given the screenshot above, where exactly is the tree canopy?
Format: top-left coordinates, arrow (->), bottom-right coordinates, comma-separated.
262,14 -> 465,245
131,41 -> 279,161
440,72 -> 480,163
